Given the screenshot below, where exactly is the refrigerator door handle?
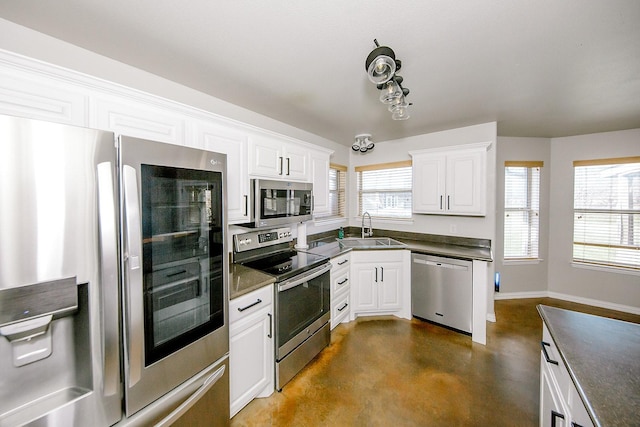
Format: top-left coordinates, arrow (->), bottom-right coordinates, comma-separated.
154,364 -> 226,427
97,162 -> 121,396
123,164 -> 144,387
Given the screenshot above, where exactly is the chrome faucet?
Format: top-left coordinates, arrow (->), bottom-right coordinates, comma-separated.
362,211 -> 373,238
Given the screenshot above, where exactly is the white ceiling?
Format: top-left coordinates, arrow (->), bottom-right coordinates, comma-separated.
1,1 -> 639,145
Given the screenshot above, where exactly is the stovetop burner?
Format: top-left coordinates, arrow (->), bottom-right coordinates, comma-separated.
242,249 -> 328,282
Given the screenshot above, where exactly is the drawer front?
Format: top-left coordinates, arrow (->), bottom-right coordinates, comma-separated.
541,323 -> 572,401
331,253 -> 350,270
230,285 -> 273,324
331,293 -> 350,329
331,269 -> 350,297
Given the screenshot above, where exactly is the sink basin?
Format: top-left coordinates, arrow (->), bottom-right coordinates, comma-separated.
338,237 -> 407,249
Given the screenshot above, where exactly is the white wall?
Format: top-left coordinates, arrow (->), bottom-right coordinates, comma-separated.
547,129 -> 640,310
495,137 -> 551,295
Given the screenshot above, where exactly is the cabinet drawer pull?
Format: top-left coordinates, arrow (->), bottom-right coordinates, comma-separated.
571,422 -> 584,427
267,313 -> 272,338
337,303 -> 348,312
279,157 -> 283,175
238,298 -> 262,312
244,194 -> 248,216
338,278 -> 348,285
440,195 -> 443,210
541,341 -> 559,365
286,157 -> 291,175
375,267 -> 378,283
447,195 -> 450,210
551,410 -> 565,427
381,267 -> 384,282
337,259 -> 348,266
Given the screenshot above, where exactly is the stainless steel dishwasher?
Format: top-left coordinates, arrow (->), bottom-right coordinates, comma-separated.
411,253 -> 473,334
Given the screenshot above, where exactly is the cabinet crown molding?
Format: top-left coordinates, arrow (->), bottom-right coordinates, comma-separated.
409,141 -> 492,157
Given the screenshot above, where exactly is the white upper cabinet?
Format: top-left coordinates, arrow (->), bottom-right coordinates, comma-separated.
248,133 -> 309,181
92,96 -> 188,145
195,121 -> 250,224
0,67 -> 88,126
309,148 -> 333,216
410,142 -> 491,216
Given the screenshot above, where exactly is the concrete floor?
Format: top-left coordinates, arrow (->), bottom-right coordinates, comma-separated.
230,298 -> 640,427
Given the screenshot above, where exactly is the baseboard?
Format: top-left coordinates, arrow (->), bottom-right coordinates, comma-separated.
494,291 -> 640,315
494,291 -> 547,300
547,291 -> 640,316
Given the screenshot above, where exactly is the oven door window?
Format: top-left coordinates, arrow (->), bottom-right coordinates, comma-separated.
260,189 -> 312,220
141,164 -> 224,366
277,271 -> 329,350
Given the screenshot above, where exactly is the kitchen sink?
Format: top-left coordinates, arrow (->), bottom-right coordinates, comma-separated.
338,237 -> 407,249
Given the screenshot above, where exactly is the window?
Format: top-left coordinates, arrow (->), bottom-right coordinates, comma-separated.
504,161 -> 541,259
319,163 -> 346,218
356,161 -> 412,218
573,157 -> 640,270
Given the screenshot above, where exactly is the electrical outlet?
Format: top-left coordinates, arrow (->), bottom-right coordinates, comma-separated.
449,224 -> 457,234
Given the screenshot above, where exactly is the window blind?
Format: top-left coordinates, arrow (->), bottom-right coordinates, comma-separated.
573,157 -> 640,270
504,161 -> 542,259
356,161 -> 412,218
326,163 -> 346,218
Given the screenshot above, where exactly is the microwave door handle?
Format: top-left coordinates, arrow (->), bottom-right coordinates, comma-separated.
278,263 -> 331,292
97,162 -> 120,397
122,164 -> 144,387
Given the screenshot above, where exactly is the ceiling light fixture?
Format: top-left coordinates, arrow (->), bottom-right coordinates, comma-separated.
365,39 -> 412,120
352,134 -> 374,153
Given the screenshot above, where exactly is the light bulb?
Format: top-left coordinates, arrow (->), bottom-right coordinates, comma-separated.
379,80 -> 402,104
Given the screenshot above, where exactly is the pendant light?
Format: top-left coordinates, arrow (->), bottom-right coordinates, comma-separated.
365,39 -> 412,120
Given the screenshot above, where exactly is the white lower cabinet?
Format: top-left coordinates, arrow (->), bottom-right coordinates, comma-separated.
330,252 -> 351,329
539,323 -> 593,427
350,250 -> 411,320
229,285 -> 274,418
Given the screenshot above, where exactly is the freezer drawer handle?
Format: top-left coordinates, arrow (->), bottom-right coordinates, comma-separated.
154,364 -> 226,427
540,341 -> 559,365
238,299 -> 262,312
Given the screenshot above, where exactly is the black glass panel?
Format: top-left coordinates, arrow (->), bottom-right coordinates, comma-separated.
259,189 -> 312,220
141,164 -> 224,366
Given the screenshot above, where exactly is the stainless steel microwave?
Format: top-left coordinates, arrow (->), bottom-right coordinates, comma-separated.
243,179 -> 313,228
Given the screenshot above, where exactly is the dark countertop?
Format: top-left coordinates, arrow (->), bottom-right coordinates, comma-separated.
399,238 -> 492,262
537,305 -> 640,427
305,236 -> 492,262
230,233 -> 492,300
229,263 -> 275,300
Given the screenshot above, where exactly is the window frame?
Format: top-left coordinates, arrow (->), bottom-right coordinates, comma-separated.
503,161 -> 542,261
356,160 -> 413,219
315,163 -> 346,220
572,156 -> 640,271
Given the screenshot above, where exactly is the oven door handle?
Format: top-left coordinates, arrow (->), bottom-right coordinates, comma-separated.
278,263 -> 332,292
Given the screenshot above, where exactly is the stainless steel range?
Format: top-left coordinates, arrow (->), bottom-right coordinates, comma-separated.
233,227 -> 331,391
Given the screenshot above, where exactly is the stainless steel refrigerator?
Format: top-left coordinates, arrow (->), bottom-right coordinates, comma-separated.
0,114 -> 230,426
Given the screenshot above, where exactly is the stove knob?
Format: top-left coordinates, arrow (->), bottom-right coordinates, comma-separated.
287,231 -> 292,237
